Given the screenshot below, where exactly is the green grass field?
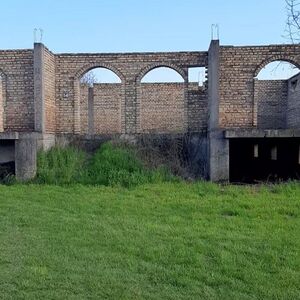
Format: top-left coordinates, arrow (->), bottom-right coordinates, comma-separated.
0,182 -> 299,299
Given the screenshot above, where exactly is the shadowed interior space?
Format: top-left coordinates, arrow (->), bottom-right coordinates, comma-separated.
229,138 -> 300,183
0,139 -> 15,179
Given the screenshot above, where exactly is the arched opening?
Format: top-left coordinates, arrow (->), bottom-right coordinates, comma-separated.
79,67 -> 123,135
254,60 -> 300,129
139,66 -> 186,133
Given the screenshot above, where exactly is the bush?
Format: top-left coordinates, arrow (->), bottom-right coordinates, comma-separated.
36,147 -> 86,184
35,142 -> 175,187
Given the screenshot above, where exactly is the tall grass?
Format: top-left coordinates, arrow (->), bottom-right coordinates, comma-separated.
36,142 -> 174,187
36,147 -> 86,184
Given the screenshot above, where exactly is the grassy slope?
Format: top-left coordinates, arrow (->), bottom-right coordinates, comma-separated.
0,182 -> 299,299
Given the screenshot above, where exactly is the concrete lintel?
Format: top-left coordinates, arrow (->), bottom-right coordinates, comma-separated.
0,132 -> 19,140
225,128 -> 300,138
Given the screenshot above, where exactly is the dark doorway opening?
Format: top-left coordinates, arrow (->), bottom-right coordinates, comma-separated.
0,140 -> 15,180
229,138 -> 300,183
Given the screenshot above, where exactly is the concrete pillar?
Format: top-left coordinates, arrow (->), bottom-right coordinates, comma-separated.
208,40 -> 220,130
207,40 -> 230,182
34,43 -> 45,133
209,130 -> 229,182
15,137 -> 37,181
88,87 -> 94,135
124,79 -> 137,134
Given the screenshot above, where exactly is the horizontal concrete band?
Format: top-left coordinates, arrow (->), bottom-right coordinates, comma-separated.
225,129 -> 300,138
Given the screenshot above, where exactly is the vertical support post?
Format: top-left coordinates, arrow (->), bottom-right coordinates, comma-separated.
15,137 -> 37,181
73,79 -> 81,134
183,70 -> 189,132
88,87 -> 94,135
34,43 -> 45,133
207,40 -> 230,182
124,78 -> 137,134
208,40 -> 220,130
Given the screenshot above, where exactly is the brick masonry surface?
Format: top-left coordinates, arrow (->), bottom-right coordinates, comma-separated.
0,50 -> 34,132
287,73 -> 300,128
254,80 -> 288,129
0,42 -> 299,135
219,45 -> 300,128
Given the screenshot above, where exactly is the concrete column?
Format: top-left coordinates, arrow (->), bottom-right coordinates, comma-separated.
15,137 -> 37,181
88,87 -> 94,135
182,70 -> 189,132
209,130 -> 229,182
124,79 -> 137,134
208,40 -> 220,130
34,43 -> 45,133
207,40 -> 230,182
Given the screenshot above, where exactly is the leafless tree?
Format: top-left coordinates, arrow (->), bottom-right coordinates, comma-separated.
285,0 -> 300,43
80,70 -> 98,86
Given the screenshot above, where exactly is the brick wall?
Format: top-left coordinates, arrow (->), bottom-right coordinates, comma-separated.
79,82 -> 207,135
0,50 -> 34,131
188,83 -> 207,132
93,84 -> 122,134
0,76 -> 3,131
287,73 -> 300,128
0,42 -> 300,136
139,83 -> 185,133
219,45 -> 300,128
254,80 -> 288,129
44,47 -> 56,133
55,51 -> 207,133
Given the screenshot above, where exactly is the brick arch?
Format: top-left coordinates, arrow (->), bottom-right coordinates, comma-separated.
254,56 -> 300,78
73,63 -> 125,134
252,56 -> 300,128
136,63 -> 187,83
136,63 -> 188,134
74,63 -> 125,82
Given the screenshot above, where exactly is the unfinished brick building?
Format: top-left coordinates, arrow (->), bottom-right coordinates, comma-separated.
0,40 -> 300,181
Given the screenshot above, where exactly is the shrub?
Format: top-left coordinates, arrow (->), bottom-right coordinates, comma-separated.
35,142 -> 174,187
36,147 -> 86,184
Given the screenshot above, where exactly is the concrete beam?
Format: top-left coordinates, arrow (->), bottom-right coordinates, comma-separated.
225,128 -> 300,138
0,132 -> 19,140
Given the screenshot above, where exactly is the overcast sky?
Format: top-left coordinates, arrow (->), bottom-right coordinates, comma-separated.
0,0 -> 296,81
